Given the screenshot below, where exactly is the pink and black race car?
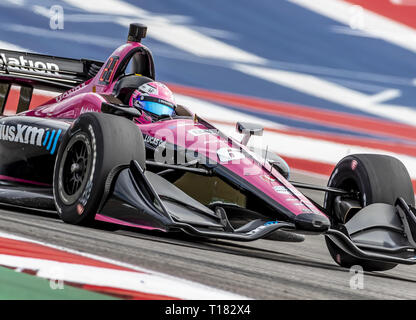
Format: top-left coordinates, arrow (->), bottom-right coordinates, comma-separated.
0,23 -> 416,272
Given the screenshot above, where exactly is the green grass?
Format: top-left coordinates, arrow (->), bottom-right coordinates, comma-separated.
0,266 -> 119,300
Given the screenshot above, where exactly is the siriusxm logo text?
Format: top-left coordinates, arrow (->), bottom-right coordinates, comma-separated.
0,123 -> 62,154
0,124 -> 45,146
0,53 -> 60,75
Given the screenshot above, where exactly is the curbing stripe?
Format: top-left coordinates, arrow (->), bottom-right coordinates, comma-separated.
0,231 -> 249,300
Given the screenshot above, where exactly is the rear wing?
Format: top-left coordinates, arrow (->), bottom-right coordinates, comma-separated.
0,49 -> 104,86
0,49 -> 105,115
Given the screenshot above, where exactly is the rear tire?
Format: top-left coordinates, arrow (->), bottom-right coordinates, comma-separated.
53,112 -> 145,225
324,154 -> 414,271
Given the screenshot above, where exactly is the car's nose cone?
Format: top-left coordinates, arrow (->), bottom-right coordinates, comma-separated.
294,213 -> 330,232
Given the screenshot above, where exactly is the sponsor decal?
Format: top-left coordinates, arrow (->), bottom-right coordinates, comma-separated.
260,175 -> 276,182
217,147 -> 245,163
273,185 -> 290,194
301,208 -> 313,213
144,134 -> 164,148
351,159 -> 358,170
286,197 -> 298,201
285,197 -> 304,206
0,123 -> 44,146
138,83 -> 159,95
264,221 -> 279,226
0,123 -> 61,154
42,129 -> 62,155
0,53 -> 60,75
188,128 -> 217,136
247,221 -> 279,235
79,180 -> 92,207
76,203 -> 84,215
55,83 -> 86,102
80,106 -> 96,114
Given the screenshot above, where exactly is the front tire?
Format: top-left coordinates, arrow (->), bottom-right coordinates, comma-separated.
53,112 -> 145,225
324,154 -> 414,271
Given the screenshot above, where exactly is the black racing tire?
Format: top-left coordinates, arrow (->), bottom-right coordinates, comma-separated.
53,112 -> 145,225
324,154 -> 415,271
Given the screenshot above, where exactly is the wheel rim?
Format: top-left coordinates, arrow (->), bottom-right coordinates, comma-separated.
58,132 -> 93,205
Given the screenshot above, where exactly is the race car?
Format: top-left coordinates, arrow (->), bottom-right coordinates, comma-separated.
0,23 -> 415,272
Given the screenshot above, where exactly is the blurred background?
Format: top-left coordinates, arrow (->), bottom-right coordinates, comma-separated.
2,0 -> 416,188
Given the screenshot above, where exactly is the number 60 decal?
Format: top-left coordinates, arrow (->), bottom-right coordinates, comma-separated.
217,147 -> 245,163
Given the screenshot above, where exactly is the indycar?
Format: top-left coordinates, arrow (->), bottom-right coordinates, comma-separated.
0,23 -> 416,272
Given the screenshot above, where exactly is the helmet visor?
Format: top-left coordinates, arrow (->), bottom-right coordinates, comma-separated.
136,100 -> 175,116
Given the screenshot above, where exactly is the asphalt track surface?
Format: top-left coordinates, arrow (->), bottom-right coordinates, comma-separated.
0,171 -> 415,300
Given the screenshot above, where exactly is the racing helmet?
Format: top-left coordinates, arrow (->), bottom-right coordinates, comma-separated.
129,81 -> 176,117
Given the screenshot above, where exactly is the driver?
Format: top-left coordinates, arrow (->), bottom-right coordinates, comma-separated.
128,80 -> 177,124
